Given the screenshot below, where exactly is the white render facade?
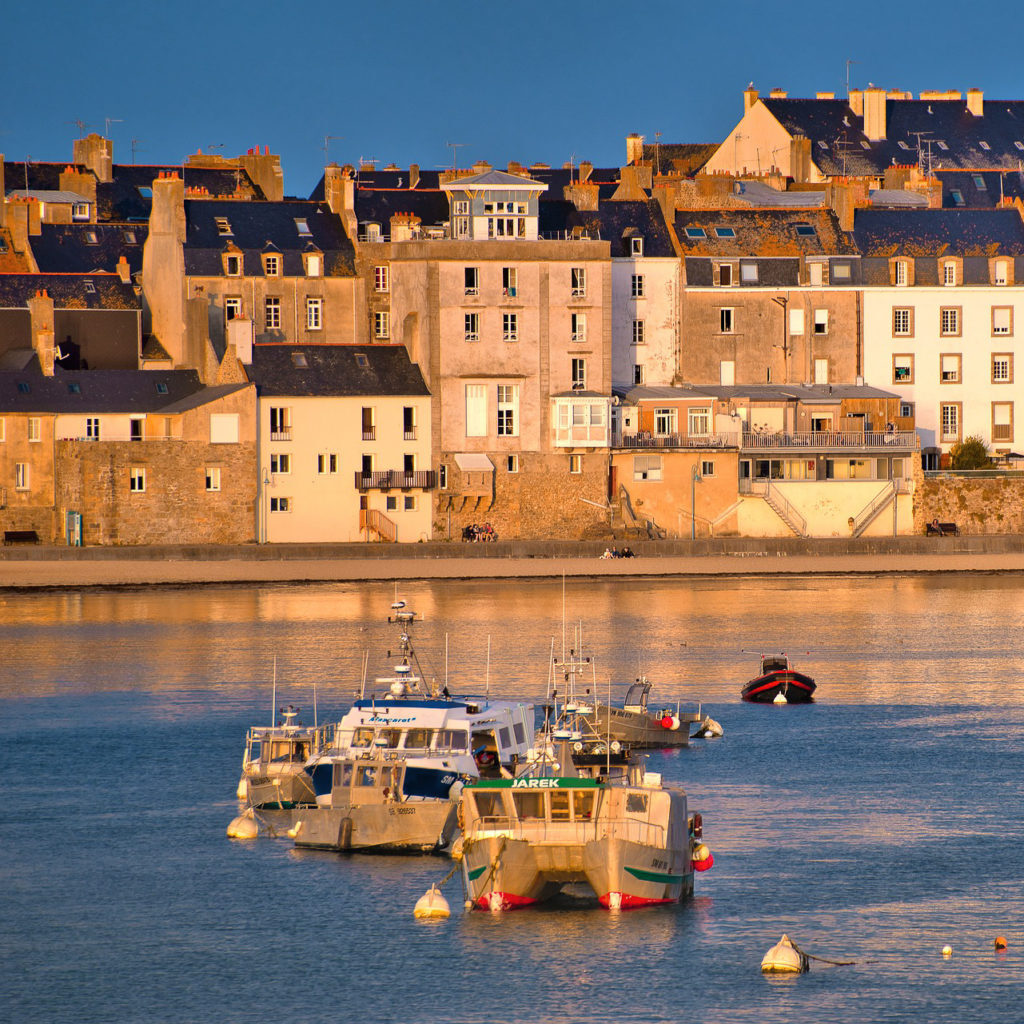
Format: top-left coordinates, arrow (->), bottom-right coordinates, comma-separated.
611,253 -> 680,389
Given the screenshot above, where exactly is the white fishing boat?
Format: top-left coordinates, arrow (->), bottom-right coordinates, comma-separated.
237,705 -> 319,810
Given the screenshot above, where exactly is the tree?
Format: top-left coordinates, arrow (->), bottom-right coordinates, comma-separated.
949,435 -> 989,470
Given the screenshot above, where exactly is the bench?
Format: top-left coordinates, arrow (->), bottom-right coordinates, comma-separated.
3,529 -> 40,545
926,521 -> 960,537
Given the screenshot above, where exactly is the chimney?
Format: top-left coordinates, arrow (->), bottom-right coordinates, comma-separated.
563,181 -> 599,211
848,89 -> 864,117
578,160 -> 593,183
59,165 -> 97,211
863,86 -> 887,140
238,147 -> 284,201
790,136 -> 812,183
29,289 -> 56,376
226,317 -> 254,365
390,212 -> 421,242
967,88 -> 984,117
827,181 -> 857,233
72,133 -> 113,183
324,163 -> 357,238
768,88 -> 788,99
744,85 -> 759,113
116,255 -> 132,284
408,163 -> 420,189
141,173 -> 187,366
611,164 -> 652,201
626,133 -> 645,166
472,161 -> 492,175
816,92 -> 835,100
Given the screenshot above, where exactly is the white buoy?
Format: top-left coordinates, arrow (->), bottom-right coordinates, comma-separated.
942,945 -> 953,957
414,885 -> 451,920
761,934 -> 809,973
773,692 -> 788,705
287,820 -> 303,839
236,777 -> 248,800
226,809 -> 258,840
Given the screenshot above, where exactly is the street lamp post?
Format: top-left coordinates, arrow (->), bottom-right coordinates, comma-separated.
691,463 -> 702,540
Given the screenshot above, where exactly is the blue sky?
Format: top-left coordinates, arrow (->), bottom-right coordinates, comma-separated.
4,0 -> 1024,197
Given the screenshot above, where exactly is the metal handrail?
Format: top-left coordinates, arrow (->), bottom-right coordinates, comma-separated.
852,480 -> 896,536
765,479 -> 807,535
742,430 -> 919,450
469,815 -> 667,847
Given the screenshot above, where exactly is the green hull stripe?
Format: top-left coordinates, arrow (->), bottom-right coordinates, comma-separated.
624,865 -> 685,884
467,865 -> 487,881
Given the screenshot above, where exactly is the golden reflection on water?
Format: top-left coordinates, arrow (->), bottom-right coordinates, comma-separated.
3,575 -> 1024,705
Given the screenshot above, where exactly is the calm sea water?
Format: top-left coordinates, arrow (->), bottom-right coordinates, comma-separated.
1,575 -> 1022,1023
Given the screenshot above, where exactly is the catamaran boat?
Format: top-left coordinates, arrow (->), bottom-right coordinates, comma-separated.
741,653 -> 816,704
237,706 -> 319,810
455,736 -> 712,911
292,600 -> 535,853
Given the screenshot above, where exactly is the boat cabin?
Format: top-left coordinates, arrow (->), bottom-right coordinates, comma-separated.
623,678 -> 653,712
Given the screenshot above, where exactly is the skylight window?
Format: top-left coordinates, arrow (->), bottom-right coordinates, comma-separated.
67,382 -> 81,394
291,352 -> 308,368
979,141 -> 991,150
83,280 -> 96,293
817,140 -> 829,149
215,217 -> 232,235
950,190 -> 965,206
898,141 -> 910,150
123,230 -> 137,244
156,382 -> 169,394
794,223 -> 816,237
714,227 -> 736,238
295,218 -> 311,236
684,227 -> 706,239
137,187 -> 152,198
85,230 -> 98,244
860,141 -> 870,149
973,174 -> 987,190
17,382 -> 30,394
937,140 -> 949,151
355,353 -> 369,368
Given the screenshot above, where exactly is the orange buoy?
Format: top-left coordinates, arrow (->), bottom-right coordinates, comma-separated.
994,936 -> 1008,950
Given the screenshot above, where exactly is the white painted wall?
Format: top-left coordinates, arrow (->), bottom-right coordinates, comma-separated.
611,256 -> 679,388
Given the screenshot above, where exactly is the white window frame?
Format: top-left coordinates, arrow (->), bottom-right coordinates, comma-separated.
632,319 -> 645,345
571,312 -> 586,343
205,467 -> 221,492
317,453 -> 339,474
464,312 -> 479,342
502,267 -> 518,296
15,462 -> 29,490
270,496 -> 291,513
374,266 -> 389,292
129,467 -> 146,493
270,453 -> 291,474
571,357 -> 587,391
305,253 -> 322,277
86,417 -> 100,440
28,417 -> 41,442
992,402 -> 1014,443
225,297 -> 242,321
688,407 -> 711,436
496,384 -> 519,437
720,308 -> 734,334
992,353 -> 1013,383
571,267 -> 586,297
895,260 -> 908,286
264,254 -> 281,277
654,408 -> 677,436
633,455 -> 662,481
569,454 -> 583,474
631,237 -> 644,256
265,297 -> 281,330
813,309 -> 829,335
502,312 -> 518,342
374,311 -> 390,339
306,297 -> 323,330
943,261 -> 957,286
465,266 -> 479,295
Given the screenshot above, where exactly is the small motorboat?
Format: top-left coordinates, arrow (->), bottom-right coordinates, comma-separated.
741,654 -> 816,704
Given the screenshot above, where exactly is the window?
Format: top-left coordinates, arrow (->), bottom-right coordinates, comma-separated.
814,358 -> 829,384
893,354 -> 914,383
684,227 -> 706,239
269,407 -> 291,439
15,463 -> 29,490
993,402 -> 1014,442
813,309 -> 829,335
974,174 -> 988,190
403,495 -> 417,511
571,358 -> 586,391
317,453 -> 339,474
701,459 -> 715,477
633,364 -> 645,385
808,262 -> 824,287
223,255 -> 240,279
264,254 -> 281,277
206,467 -> 221,492
632,319 -> 645,345
454,200 -> 469,216
502,267 -> 517,297
270,496 -> 291,512
740,263 -> 759,284
502,313 -> 518,342
992,307 -> 1013,336
950,189 -> 965,207
215,217 -> 232,235
940,307 -> 961,336
992,353 -> 1013,383
631,274 -> 645,298
717,264 -> 733,287
270,453 -> 291,474
403,406 -> 416,440
940,354 -> 961,384
464,313 -> 479,342
994,260 -> 1009,286
86,418 -> 100,440
789,308 -> 804,335
900,402 -> 915,419
439,465 -> 448,489
374,266 -> 389,292
361,407 -> 375,440
465,267 -> 479,295
571,312 -> 586,343
507,454 -> 519,473
654,408 -> 677,436
893,307 -> 914,336
225,297 -> 242,320
794,222 -> 817,237
306,297 -> 323,330
714,227 -> 735,239
720,308 -> 734,333
688,407 -> 711,435
72,202 -> 89,221
631,236 -> 644,255
569,454 -> 583,474
305,253 -> 322,277
28,417 -> 41,442
832,262 -> 851,281
294,217 -> 311,236
940,402 -> 961,442
265,297 -> 281,329
943,261 -> 957,286
633,455 -> 662,481
129,467 -> 146,493
571,267 -> 586,297
466,384 -> 487,437
720,360 -> 735,386
894,260 -> 908,286
496,385 -> 519,436
374,311 -> 390,339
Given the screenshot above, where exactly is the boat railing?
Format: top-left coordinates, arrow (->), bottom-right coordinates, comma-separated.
469,815 -> 667,847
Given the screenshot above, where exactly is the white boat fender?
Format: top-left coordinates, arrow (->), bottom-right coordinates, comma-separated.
761,935 -> 808,974
691,843 -> 714,872
287,820 -> 303,839
413,884 -> 451,920
236,776 -> 248,800
226,809 -> 258,840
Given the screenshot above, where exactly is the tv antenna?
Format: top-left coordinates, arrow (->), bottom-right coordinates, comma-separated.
845,59 -> 859,97
322,135 -> 343,163
130,138 -> 145,164
105,117 -> 123,137
655,131 -> 662,176
446,141 -> 467,169
909,131 -> 933,176
68,119 -> 95,136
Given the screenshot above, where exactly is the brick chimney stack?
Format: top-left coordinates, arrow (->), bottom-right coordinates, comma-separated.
967,88 -> 984,117
626,133 -> 645,166
863,85 -> 887,141
29,289 -> 56,376
72,133 -> 113,183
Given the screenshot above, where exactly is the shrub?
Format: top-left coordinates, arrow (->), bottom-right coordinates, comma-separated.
949,435 -> 990,470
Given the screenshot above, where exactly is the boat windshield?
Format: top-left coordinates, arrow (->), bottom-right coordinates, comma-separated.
470,791 -> 505,818
762,657 -> 789,673
436,729 -> 469,751
512,791 -> 544,819
269,741 -> 308,762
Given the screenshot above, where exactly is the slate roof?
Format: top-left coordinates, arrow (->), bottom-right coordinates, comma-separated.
183,200 -> 355,276
852,208 -> 1024,256
640,143 -> 718,176
308,167 -> 444,201
442,169 -> 547,191
936,170 -> 1024,208
732,181 -> 827,207
354,185 -> 451,231
0,274 -> 139,310
245,344 -> 430,397
558,200 -> 675,257
762,96 -> 1024,176
0,368 -> 241,413
673,209 -> 857,256
30,224 -> 147,274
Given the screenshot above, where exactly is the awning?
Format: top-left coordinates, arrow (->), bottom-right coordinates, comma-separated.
453,453 -> 494,471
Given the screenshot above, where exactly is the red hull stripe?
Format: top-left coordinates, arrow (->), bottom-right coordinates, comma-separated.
599,892 -> 678,909
475,892 -> 538,911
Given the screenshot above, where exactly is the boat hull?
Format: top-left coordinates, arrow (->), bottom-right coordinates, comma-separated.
741,670 -> 816,704
243,770 -> 316,810
292,800 -> 457,854
577,705 -> 700,749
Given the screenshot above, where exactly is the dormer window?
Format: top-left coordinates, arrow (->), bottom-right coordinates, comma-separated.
740,262 -> 759,284
215,217 -> 232,235
84,280 -> 96,294
895,260 -> 908,286
943,261 -> 957,286
225,254 -> 242,276
305,253 -> 322,277
264,254 -> 281,276
72,203 -> 89,221
630,236 -> 644,256
295,218 -> 311,236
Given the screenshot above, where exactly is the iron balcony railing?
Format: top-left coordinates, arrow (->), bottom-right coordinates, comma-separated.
617,432 -> 737,449
741,430 -> 919,451
354,470 -> 437,491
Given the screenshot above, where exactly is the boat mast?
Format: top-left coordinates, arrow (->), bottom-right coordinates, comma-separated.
271,655 -> 277,726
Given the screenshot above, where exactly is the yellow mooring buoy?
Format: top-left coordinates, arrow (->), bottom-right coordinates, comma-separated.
761,935 -> 809,974
414,884 -> 451,920
226,809 -> 258,840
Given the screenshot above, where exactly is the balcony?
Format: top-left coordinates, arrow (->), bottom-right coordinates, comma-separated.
616,432 -> 738,450
354,470 -> 437,491
740,430 -> 919,453
362,427 -> 376,441
270,430 -> 291,441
